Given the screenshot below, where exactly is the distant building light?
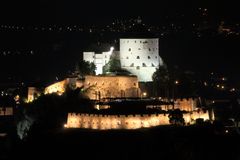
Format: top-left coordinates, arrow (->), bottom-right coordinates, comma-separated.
230,88 -> 236,92
175,80 -> 179,85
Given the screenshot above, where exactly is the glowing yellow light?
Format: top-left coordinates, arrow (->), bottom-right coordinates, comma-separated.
143,92 -> 147,97
64,124 -> 68,128
14,95 -> 20,102
175,80 -> 179,85
221,86 -> 225,89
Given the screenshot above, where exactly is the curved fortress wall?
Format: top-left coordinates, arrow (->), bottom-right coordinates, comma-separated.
120,39 -> 163,82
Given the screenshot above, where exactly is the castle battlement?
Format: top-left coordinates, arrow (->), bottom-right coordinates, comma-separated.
66,111 -> 211,130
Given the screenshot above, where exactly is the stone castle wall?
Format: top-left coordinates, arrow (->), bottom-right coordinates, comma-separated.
0,107 -> 13,116
160,98 -> 198,112
83,75 -> 140,100
65,110 -> 211,130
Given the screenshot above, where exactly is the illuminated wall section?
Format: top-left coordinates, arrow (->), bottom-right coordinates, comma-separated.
0,107 -> 13,116
83,75 -> 140,100
65,110 -> 212,130
44,80 -> 67,95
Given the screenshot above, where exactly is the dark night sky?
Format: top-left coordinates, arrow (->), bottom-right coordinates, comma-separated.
0,0 -> 240,84
1,0 -> 239,23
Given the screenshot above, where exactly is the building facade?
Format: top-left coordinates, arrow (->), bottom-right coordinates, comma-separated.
83,39 -> 164,82
83,75 -> 140,100
83,47 -> 116,75
120,38 -> 163,82
38,75 -> 140,100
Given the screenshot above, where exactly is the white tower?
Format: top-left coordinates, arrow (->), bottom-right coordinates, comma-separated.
120,38 -> 163,82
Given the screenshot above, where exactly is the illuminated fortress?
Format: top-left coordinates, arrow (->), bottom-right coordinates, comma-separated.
65,110 -> 211,130
84,38 -> 164,82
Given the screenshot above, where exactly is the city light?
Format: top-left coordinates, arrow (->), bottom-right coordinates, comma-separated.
230,88 -> 236,92
175,80 -> 179,85
143,92 -> 147,97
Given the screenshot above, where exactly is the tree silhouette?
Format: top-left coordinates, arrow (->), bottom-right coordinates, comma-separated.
76,60 -> 96,77
168,109 -> 185,126
103,54 -> 121,74
152,64 -> 170,97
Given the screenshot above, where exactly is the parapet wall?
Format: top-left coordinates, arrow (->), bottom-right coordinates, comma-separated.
66,110 -> 211,130
0,107 -> 13,116
160,98 -> 198,112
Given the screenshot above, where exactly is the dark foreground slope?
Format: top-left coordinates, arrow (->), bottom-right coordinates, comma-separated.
2,125 -> 240,160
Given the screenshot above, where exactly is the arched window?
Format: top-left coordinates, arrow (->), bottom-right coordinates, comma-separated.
148,56 -> 151,59
137,56 -> 140,59
142,63 -> 147,67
